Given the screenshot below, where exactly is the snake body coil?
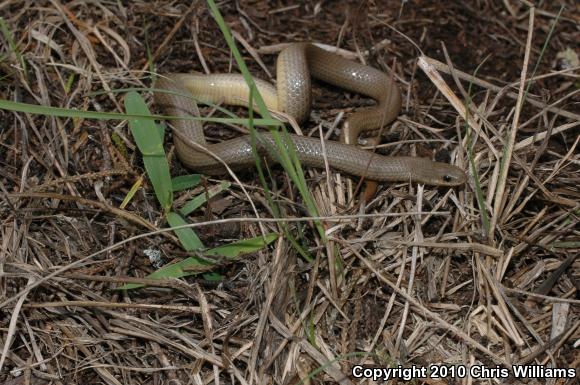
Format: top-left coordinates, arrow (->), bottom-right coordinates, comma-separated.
154,43 -> 466,186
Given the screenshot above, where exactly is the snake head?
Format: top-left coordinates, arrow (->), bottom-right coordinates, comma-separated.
431,163 -> 467,186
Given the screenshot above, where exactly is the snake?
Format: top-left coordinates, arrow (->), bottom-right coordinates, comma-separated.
154,43 -> 466,186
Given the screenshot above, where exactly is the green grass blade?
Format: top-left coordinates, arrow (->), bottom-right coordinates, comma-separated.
465,59 -> 491,234
166,211 -> 204,251
204,233 -> 278,257
525,5 -> 563,96
89,87 -> 248,121
205,2 -> 273,119
144,24 -> 156,82
118,233 -> 278,290
117,255 -> 208,290
0,17 -> 27,75
124,91 -> 173,211
120,175 -> 144,209
247,87 -> 316,261
172,174 -> 202,192
206,1 -> 325,242
179,181 -> 231,216
0,98 -> 280,127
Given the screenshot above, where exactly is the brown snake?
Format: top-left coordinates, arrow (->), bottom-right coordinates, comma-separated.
154,43 -> 466,186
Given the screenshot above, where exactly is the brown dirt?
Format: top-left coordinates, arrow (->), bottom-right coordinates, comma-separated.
1,1 -> 579,384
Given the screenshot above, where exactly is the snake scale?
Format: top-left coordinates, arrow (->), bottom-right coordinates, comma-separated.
154,43 -> 466,186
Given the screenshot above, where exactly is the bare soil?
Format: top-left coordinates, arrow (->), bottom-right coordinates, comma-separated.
1,1 -> 579,384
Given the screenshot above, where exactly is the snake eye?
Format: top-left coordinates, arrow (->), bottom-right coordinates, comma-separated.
442,174 -> 453,183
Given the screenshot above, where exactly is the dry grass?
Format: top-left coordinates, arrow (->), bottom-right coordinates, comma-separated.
1,1 -> 579,384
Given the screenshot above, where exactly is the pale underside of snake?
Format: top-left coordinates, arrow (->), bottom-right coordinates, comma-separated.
154,43 -> 466,186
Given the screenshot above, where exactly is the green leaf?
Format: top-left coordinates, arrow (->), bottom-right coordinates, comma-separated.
202,272 -> 223,281
155,122 -> 165,142
204,232 -> 278,257
166,211 -> 204,251
0,98 -> 279,127
118,255 -> 209,290
179,181 -> 231,216
124,91 -> 173,211
118,233 -> 278,290
172,174 -> 202,192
